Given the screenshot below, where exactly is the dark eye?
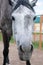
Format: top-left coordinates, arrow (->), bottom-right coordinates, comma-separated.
12,16 -> 15,21
33,16 -> 36,20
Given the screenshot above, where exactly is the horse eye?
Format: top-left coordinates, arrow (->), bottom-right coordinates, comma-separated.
12,16 -> 15,21
33,16 -> 36,20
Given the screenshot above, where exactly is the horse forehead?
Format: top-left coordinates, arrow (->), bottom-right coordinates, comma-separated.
12,5 -> 35,18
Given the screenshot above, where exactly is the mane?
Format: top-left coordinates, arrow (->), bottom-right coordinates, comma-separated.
12,3 -> 35,14
12,5 -> 35,18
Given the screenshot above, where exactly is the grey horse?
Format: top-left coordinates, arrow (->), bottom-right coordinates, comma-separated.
0,0 -> 37,65
0,0 -> 12,65
12,0 -> 37,65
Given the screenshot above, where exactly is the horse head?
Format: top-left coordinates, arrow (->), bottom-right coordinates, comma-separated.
12,4 -> 36,60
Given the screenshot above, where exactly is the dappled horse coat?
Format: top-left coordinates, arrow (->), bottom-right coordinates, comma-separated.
0,0 -> 12,35
0,0 -> 12,65
0,0 -> 38,65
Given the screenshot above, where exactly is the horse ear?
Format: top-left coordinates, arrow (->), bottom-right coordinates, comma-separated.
30,0 -> 38,7
8,0 -> 13,6
8,0 -> 17,6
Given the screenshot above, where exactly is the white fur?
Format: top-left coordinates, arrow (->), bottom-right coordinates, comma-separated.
12,5 -> 35,60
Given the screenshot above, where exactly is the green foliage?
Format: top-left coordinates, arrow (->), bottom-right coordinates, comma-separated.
33,41 -> 39,48
0,33 -> 43,48
33,32 -> 43,35
42,42 -> 43,49
10,36 -> 14,43
33,41 -> 43,49
0,33 -> 2,41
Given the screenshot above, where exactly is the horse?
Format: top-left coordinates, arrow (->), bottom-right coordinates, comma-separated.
11,1 -> 37,65
0,0 -> 12,65
0,0 -> 37,65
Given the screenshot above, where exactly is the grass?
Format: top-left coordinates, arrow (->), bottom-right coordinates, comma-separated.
42,42 -> 43,49
0,33 -> 2,41
33,32 -> 43,35
0,32 -> 43,49
10,36 -> 14,43
33,41 -> 43,49
33,41 -> 39,48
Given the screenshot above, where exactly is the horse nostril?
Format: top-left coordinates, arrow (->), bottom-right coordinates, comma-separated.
12,16 -> 15,21
31,45 -> 33,52
20,45 -> 24,53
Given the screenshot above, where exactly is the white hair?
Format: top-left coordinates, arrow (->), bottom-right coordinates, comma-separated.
12,5 -> 35,60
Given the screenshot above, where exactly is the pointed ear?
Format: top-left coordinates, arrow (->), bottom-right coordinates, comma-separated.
30,0 -> 38,7
8,0 -> 13,6
8,0 -> 17,6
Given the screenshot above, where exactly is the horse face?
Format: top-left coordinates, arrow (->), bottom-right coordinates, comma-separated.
12,5 -> 35,60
